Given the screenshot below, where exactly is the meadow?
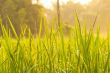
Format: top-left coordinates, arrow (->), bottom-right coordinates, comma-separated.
0,15 -> 109,73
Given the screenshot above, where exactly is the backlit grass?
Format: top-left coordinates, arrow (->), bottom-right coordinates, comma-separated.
0,16 -> 109,73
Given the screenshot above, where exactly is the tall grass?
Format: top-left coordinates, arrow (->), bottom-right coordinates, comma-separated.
0,15 -> 109,73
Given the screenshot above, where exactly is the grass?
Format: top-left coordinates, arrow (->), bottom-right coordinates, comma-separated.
0,15 -> 109,73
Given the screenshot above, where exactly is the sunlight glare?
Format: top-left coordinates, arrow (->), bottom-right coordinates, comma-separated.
74,0 -> 92,5
40,0 -> 53,9
32,0 -> 37,4
32,0 -> 92,9
40,0 -> 69,9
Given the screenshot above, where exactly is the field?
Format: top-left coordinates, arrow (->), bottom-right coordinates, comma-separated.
0,16 -> 109,73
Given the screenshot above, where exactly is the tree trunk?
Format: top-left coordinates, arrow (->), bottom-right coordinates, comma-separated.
57,0 -> 60,27
37,0 -> 39,4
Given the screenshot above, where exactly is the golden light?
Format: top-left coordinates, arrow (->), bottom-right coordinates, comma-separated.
32,0 -> 37,4
60,0 -> 69,5
40,0 -> 69,9
40,0 -> 53,9
32,0 -> 92,9
32,0 -> 69,9
74,0 -> 92,5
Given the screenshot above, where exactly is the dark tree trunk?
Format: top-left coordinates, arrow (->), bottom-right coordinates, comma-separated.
37,0 -> 39,4
57,0 -> 60,27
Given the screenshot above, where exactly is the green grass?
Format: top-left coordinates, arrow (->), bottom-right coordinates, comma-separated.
0,16 -> 109,73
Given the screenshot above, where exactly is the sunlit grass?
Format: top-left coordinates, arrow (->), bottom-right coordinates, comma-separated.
0,16 -> 109,73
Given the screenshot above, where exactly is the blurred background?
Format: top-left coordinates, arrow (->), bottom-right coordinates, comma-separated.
0,0 -> 110,36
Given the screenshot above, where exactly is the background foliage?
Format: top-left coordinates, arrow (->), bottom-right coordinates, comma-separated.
0,0 -> 44,35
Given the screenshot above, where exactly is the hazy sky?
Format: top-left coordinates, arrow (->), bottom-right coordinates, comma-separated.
32,0 -> 92,9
